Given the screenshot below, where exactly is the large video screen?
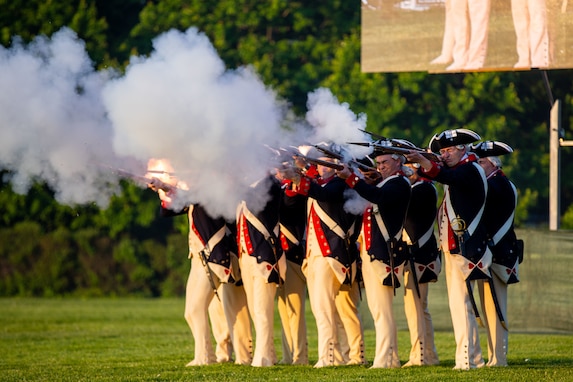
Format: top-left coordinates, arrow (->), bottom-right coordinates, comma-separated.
361,0 -> 572,72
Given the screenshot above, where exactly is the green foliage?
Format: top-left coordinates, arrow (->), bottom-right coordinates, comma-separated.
0,0 -> 109,65
0,180 -> 183,297
160,233 -> 190,296
515,188 -> 538,227
0,222 -> 42,295
560,203 -> 573,229
93,0 -> 145,67
128,0 -> 359,112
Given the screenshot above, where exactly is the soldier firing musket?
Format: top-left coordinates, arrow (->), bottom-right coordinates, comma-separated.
335,142 -> 411,368
144,157 -> 253,367
405,128 -> 492,370
472,140 -> 521,366
401,152 -> 442,367
99,162 -> 177,193
280,141 -> 365,367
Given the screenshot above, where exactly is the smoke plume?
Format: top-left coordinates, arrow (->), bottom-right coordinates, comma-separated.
102,28 -> 290,219
0,27 -> 373,220
0,28 -> 122,206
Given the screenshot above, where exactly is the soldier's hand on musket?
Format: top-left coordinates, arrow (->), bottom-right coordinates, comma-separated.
335,163 -> 352,180
357,166 -> 381,184
405,150 -> 434,171
276,164 -> 302,185
146,177 -> 174,193
147,177 -> 162,192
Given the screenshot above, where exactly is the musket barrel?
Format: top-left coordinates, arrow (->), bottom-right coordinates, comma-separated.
313,145 -> 377,172
371,144 -> 441,162
294,154 -> 344,170
114,168 -> 174,192
347,141 -> 441,162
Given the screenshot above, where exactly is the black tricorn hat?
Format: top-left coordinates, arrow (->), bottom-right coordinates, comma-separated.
470,141 -> 514,157
428,128 -> 481,153
371,139 -> 391,158
356,155 -> 376,168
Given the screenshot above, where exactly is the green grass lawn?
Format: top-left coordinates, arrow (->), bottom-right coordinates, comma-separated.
1,297 -> 572,381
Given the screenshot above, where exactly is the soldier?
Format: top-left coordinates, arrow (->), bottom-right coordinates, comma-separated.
337,149 -> 411,369
288,151 -> 364,368
402,157 -> 441,367
236,175 -> 285,367
406,129 -> 491,370
275,173 -> 309,365
146,159 -> 252,366
472,140 -> 522,367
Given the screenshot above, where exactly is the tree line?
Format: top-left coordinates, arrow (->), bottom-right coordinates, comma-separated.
1,1 -> 572,296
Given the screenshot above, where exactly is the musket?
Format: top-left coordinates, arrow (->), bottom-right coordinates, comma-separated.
312,145 -> 378,173
292,153 -> 345,171
198,248 -> 221,301
356,129 -> 436,160
358,128 -> 387,141
348,141 -> 442,163
112,168 -> 175,193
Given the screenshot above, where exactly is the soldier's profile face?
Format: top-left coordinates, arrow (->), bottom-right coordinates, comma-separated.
478,158 -> 496,176
439,146 -> 465,167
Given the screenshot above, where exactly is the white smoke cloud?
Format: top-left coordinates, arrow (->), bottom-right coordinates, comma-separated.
102,28 -> 290,219
0,28 -> 124,207
303,88 -> 373,214
305,87 -> 372,161
0,27 -> 375,221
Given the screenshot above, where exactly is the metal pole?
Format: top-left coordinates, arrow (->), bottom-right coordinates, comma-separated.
549,100 -> 561,231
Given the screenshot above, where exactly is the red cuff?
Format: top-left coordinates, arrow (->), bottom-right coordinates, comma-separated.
422,161 -> 441,178
345,173 -> 360,188
297,177 -> 311,196
305,165 -> 319,179
282,179 -> 298,197
285,188 -> 298,197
